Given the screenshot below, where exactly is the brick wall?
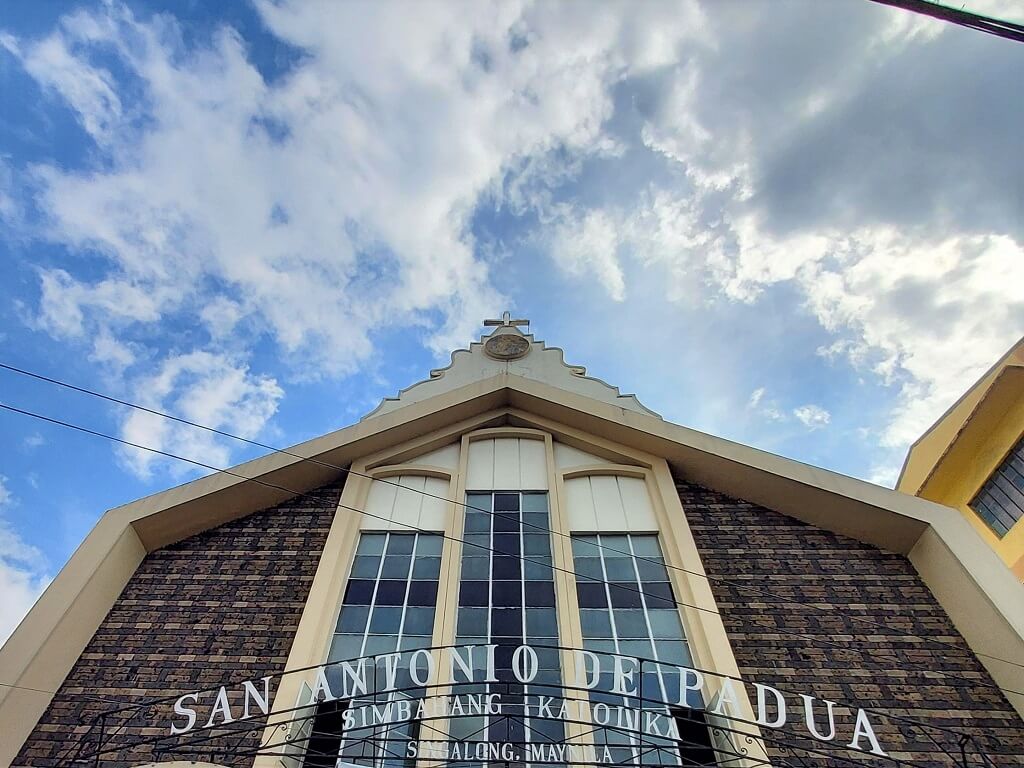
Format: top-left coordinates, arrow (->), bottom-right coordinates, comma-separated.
14,480 -> 343,768
676,476 -> 1024,767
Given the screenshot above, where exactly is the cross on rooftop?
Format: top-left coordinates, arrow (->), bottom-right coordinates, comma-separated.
484,311 -> 529,329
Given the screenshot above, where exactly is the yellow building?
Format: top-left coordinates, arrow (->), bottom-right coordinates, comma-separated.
898,335 -> 1024,580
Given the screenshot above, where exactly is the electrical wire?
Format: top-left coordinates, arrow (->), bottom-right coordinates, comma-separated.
2,398 -> 1024,709
2,360 -> 1023,675
867,0 -> 1024,42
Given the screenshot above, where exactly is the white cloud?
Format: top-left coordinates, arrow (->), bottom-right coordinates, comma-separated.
747,387 -> 765,409
7,0 -> 1022,490
119,352 -> 283,479
551,209 -> 626,301
0,477 -> 51,644
22,433 -> 46,451
747,387 -> 786,423
10,1 -> 707,385
793,404 -> 831,430
533,0 -> 1024,478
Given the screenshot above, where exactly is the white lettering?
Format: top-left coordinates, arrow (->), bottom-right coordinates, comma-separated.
241,677 -> 271,720
485,693 -> 501,715
204,686 -> 234,728
574,650 -> 601,689
848,708 -> 888,756
448,645 -> 475,682
310,667 -> 335,703
483,644 -> 498,682
709,679 -> 739,717
379,653 -> 401,691
409,649 -> 434,686
513,645 -> 539,683
800,694 -> 837,742
340,659 -> 368,697
753,683 -> 786,729
170,692 -> 198,735
678,666 -> 704,707
612,655 -> 638,695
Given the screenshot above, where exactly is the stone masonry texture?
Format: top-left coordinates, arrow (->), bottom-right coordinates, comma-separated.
676,476 -> 1024,767
14,480 -> 343,768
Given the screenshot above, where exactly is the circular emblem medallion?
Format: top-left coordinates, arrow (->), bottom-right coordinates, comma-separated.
484,333 -> 530,360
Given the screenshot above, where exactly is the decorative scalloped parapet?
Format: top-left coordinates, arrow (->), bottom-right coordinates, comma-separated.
362,325 -> 661,421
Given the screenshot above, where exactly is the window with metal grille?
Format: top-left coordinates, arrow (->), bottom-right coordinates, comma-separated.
453,491 -> 565,759
970,434 -> 1024,538
306,531 -> 442,768
572,533 -> 715,766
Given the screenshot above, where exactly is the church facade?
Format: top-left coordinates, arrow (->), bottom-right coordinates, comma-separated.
2,319 -> 1024,768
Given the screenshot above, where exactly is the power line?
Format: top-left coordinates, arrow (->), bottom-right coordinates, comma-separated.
2,398 -> 1024,706
867,0 -> 1024,42
2,360 -> 1023,675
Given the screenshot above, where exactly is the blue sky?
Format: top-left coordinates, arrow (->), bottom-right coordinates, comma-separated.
1,0 -> 1022,641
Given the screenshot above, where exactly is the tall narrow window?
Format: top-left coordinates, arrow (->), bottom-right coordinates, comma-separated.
572,534 -> 715,767
453,491 -> 564,756
970,434 -> 1024,537
310,531 -> 442,768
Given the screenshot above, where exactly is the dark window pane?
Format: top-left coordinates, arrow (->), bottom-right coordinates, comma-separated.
370,606 -> 403,633
380,555 -> 410,579
364,634 -> 398,656
655,640 -> 691,666
403,607 -> 435,636
466,493 -> 492,513
521,493 -> 548,513
494,513 -> 519,532
524,561 -> 553,580
492,581 -> 521,607
523,511 -> 549,530
523,535 -> 550,556
460,557 -> 489,580
574,557 -> 603,579
636,558 -> 669,581
416,535 -> 443,557
643,582 -> 676,608
344,580 -> 376,605
614,610 -> 648,638
603,557 -> 636,580
580,609 -> 612,638
576,583 -> 608,608
491,608 -> 523,637
608,583 -> 644,608
492,555 -> 521,579
525,608 -> 558,638
571,536 -> 600,557
407,581 -> 438,606
357,534 -> 387,555
386,535 -> 415,555
412,556 -> 441,579
648,609 -> 684,639
525,581 -> 555,607
336,605 -> 369,633
601,534 -> 630,552
628,535 -> 661,557
350,555 -> 381,579
459,581 -> 489,607
535,647 -> 561,670
330,634 -> 363,662
464,513 -> 491,533
494,493 -> 520,512
493,533 -> 520,555
375,580 -> 409,605
457,608 -> 488,636
463,533 -> 491,554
